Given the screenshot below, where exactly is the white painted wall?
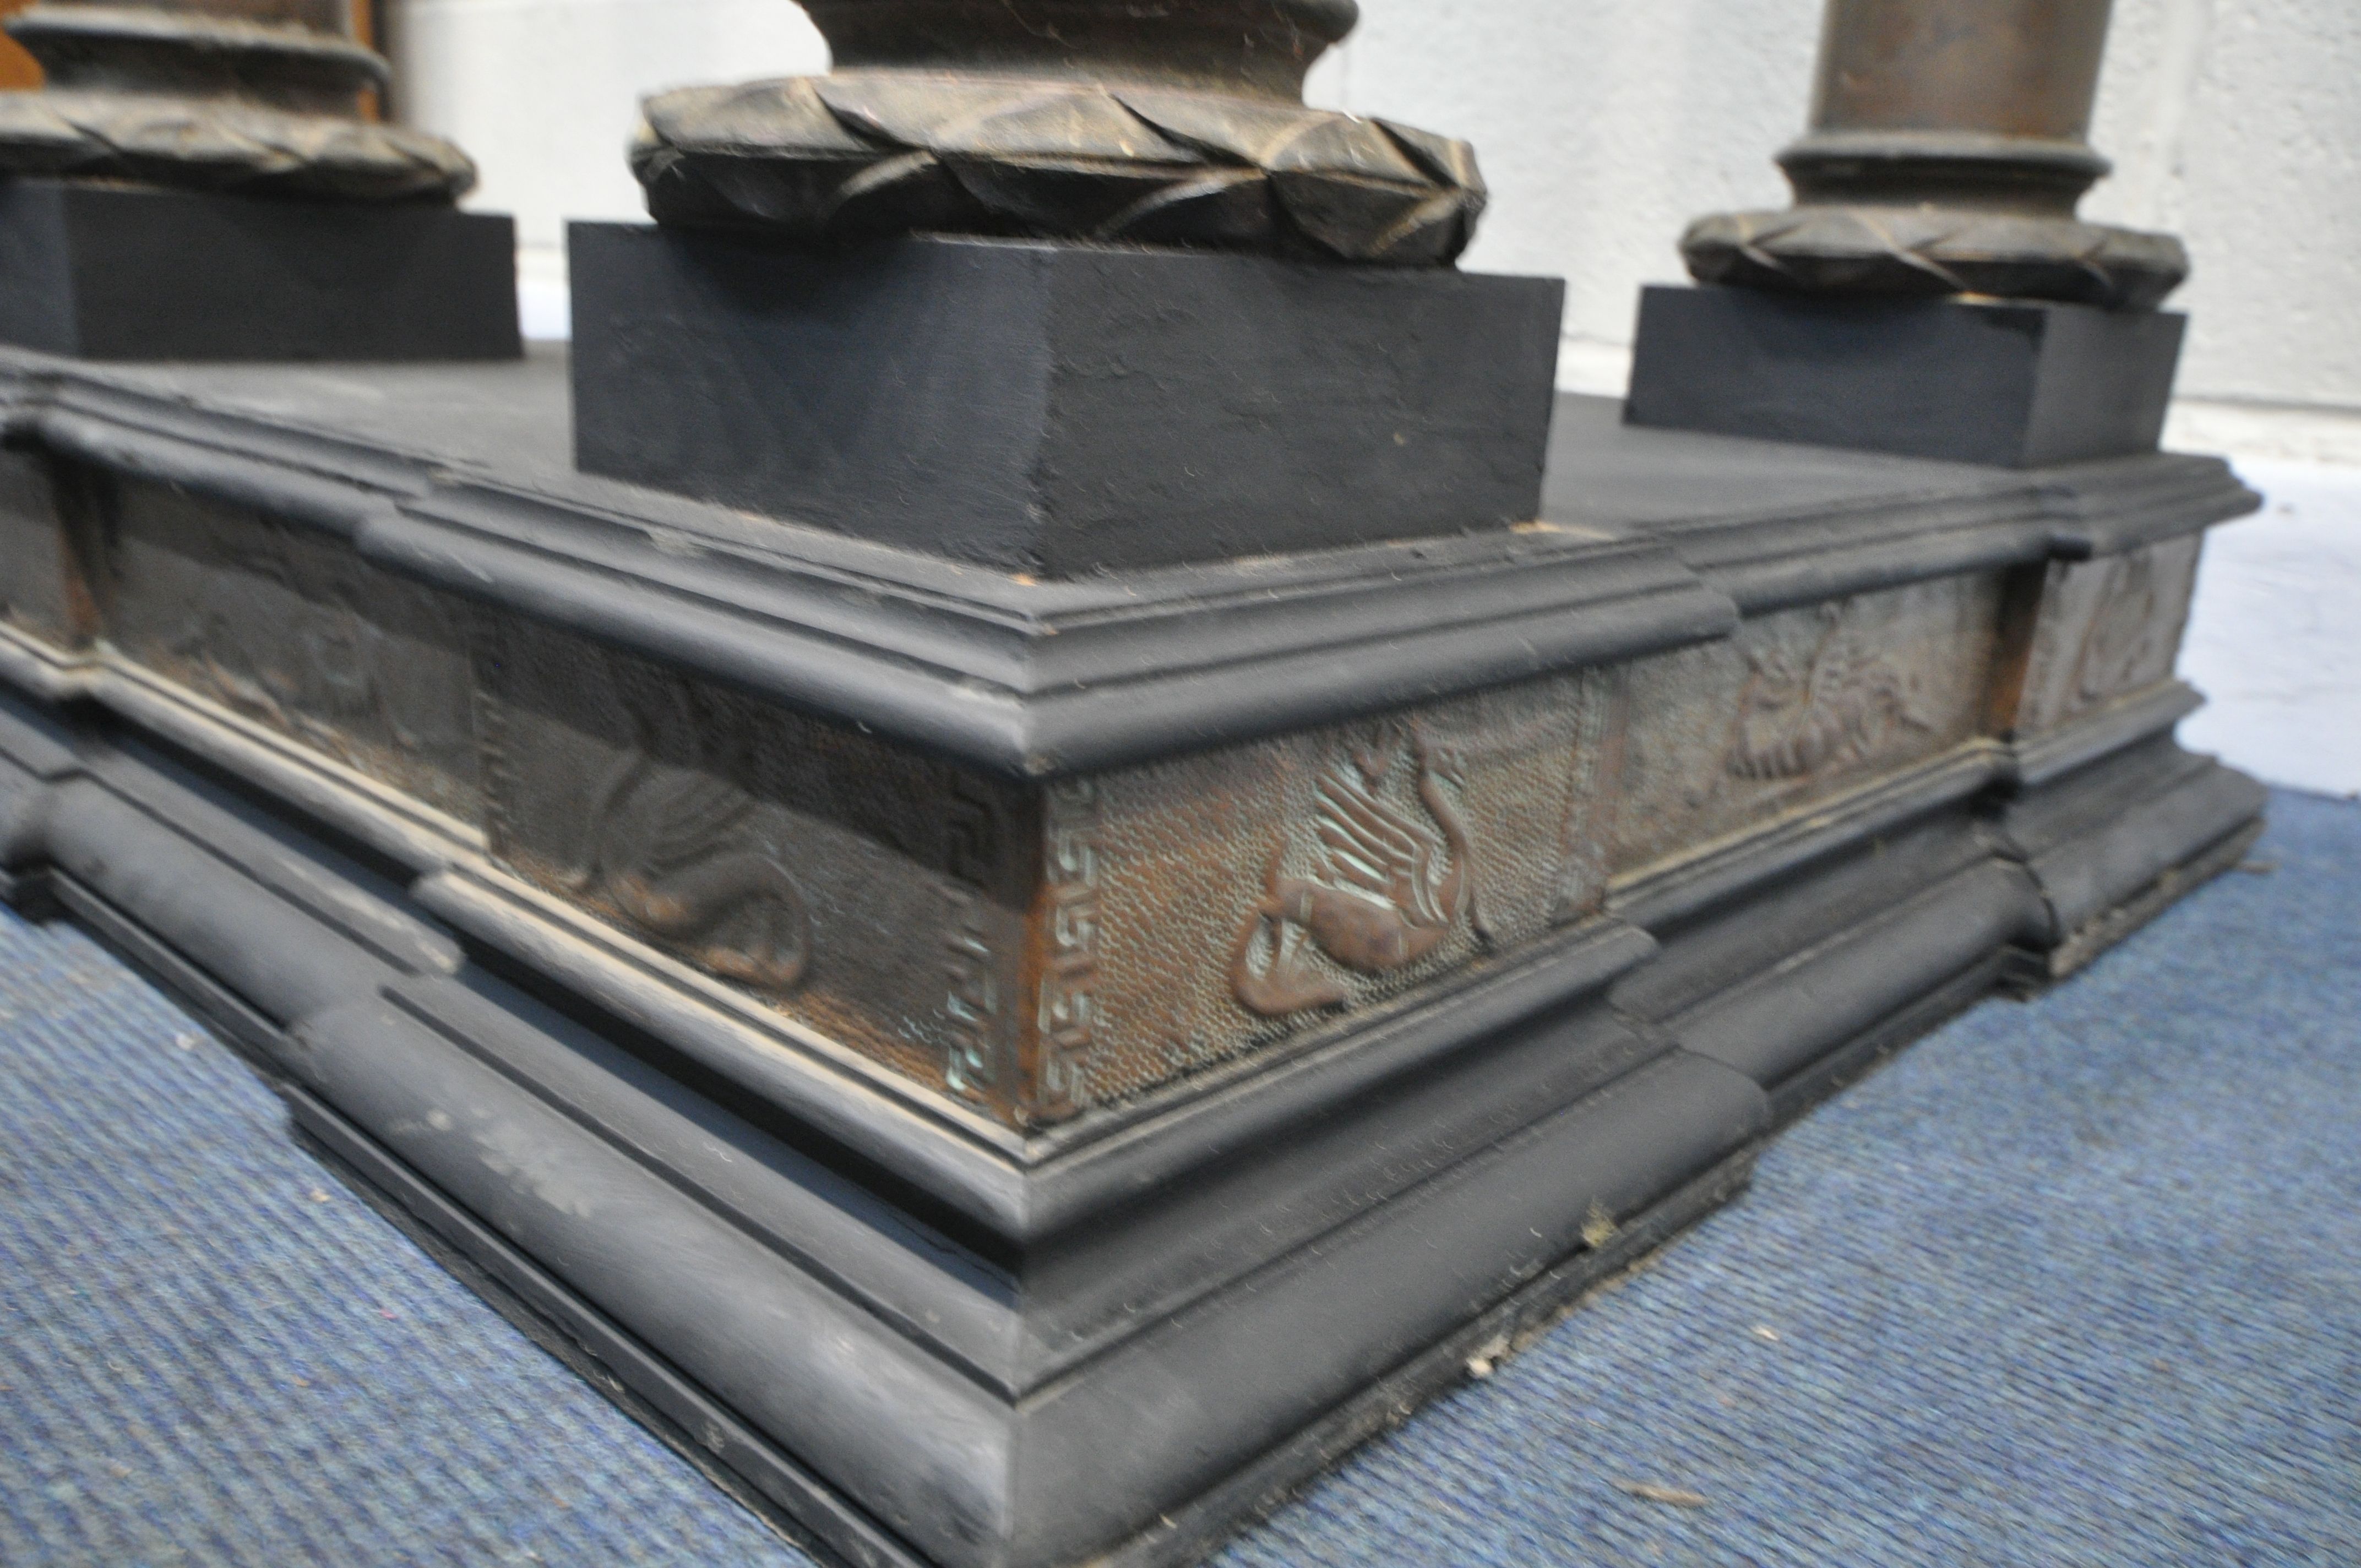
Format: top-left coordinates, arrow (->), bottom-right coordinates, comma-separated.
386,0 -> 830,335
2179,462 -> 2361,799
388,0 -> 2361,795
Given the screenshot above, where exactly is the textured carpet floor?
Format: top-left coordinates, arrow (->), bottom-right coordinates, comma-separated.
3,791 -> 2357,1568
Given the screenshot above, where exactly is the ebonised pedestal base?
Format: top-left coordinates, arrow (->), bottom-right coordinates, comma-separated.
1625,284 -> 2185,467
0,179 -> 521,362
569,224 -> 1565,573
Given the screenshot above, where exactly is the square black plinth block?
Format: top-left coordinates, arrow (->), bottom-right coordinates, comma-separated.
1624,284 -> 2185,467
570,222 -> 1565,574
0,179 -> 520,362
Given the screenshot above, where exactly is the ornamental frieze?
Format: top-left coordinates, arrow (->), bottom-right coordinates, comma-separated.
1231,723 -> 1484,1019
2,473 -> 2042,1128
1610,576 -> 2001,876
2015,537 -> 2204,736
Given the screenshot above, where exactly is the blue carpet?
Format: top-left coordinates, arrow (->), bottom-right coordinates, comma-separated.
3,791 -> 2357,1567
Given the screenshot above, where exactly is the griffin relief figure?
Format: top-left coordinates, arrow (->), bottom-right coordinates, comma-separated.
570,727 -> 813,996
1232,726 -> 1483,1019
1728,602 -> 1933,782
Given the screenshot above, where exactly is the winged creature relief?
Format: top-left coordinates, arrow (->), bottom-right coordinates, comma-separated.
570,726 -> 813,995
1232,726 -> 1483,1019
151,525 -> 479,812
1727,602 -> 1933,782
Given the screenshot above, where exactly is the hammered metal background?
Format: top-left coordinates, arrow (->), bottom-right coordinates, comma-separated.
1073,668 -> 1621,1104
2015,536 -> 2203,735
478,616 -> 1036,1109
1609,575 -> 2004,878
101,478 -> 485,823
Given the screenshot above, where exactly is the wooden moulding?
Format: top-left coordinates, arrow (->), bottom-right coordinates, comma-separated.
0,349 -> 2264,1568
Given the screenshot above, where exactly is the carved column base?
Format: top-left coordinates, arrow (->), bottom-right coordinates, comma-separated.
1624,285 -> 2186,467
0,179 -> 520,361
0,351 -> 2263,1567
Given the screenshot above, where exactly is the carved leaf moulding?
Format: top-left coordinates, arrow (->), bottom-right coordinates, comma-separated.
0,362 -> 2257,786
1679,205 -> 2188,312
0,91 -> 477,201
0,4 -> 476,200
1727,600 -> 1934,783
2013,536 -> 2203,737
634,73 -> 1486,266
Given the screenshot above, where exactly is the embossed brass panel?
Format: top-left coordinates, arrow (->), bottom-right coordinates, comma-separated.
1076,669 -> 1622,1106
0,0 -> 474,200
479,616 -> 1038,1109
1611,576 -> 2003,876
475,574 -> 2006,1120
2013,536 -> 2203,736
101,477 -> 484,822
999,574 -> 2001,1114
632,0 -> 1486,266
1680,0 -> 2186,310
